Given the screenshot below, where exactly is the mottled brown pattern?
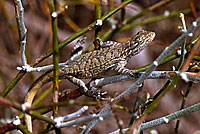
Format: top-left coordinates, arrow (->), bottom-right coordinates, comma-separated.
62,30 -> 155,79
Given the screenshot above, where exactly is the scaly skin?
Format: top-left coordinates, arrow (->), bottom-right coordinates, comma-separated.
62,30 -> 155,78
24,30 -> 155,132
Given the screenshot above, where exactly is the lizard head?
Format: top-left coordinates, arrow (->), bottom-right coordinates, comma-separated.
132,30 -> 155,48
128,30 -> 155,56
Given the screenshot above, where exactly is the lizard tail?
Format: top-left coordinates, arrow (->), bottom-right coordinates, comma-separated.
24,70 -> 53,132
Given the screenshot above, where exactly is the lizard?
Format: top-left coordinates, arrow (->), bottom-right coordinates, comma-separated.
24,30 -> 155,132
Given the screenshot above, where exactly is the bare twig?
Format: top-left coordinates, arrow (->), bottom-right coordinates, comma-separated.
0,0 -> 134,97
91,71 -> 200,88
0,97 -> 55,125
82,16 -> 200,134
109,102 -> 200,134
14,0 -> 27,66
56,112 -> 111,128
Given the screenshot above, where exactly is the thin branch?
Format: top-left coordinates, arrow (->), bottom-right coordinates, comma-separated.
119,9 -> 192,32
0,97 -> 56,125
16,123 -> 32,134
116,16 -> 200,101
129,82 -> 144,126
109,102 -> 200,134
0,0 -> 134,97
14,0 -> 27,66
140,102 -> 200,130
126,16 -> 200,132
175,82 -> 193,133
124,0 -> 174,24
176,13 -> 187,70
95,0 -> 102,39
54,106 -> 88,122
190,0 -> 198,19
121,0 -> 126,22
102,0 -> 176,40
0,122 -> 16,134
49,0 -> 59,116
82,16 -> 200,134
91,71 -> 200,88
40,112 -> 111,133
56,112 -> 111,128
181,37 -> 200,71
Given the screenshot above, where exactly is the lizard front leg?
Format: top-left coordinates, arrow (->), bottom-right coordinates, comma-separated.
113,60 -> 138,76
101,40 -> 120,47
96,37 -> 120,48
70,37 -> 86,59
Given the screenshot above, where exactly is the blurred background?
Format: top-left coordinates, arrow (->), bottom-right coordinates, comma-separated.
0,0 -> 200,133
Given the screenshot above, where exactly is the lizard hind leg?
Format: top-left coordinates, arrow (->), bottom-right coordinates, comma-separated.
66,75 -> 88,93
66,75 -> 106,99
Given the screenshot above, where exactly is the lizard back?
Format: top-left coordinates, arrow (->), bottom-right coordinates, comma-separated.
63,30 -> 155,78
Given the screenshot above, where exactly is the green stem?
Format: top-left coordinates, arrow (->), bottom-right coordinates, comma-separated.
0,71 -> 25,97
95,0 -> 102,38
49,0 -> 59,115
121,0 -> 126,21
102,0 -> 174,41
0,0 -> 133,97
175,82 -> 193,133
16,124 -> 32,134
136,54 -> 178,72
176,39 -> 187,70
32,85 -> 53,106
120,9 -> 191,31
146,76 -> 180,114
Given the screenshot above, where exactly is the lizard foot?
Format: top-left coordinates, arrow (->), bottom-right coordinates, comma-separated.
81,87 -> 107,100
